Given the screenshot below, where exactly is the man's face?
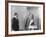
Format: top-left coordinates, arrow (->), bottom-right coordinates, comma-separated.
15,15 -> 18,19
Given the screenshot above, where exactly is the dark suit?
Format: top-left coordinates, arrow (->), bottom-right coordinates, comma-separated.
12,17 -> 19,31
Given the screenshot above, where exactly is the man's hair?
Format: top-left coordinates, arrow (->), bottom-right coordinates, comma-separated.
14,13 -> 17,15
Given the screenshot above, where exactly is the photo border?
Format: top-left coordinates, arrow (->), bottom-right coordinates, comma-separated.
5,0 -> 45,37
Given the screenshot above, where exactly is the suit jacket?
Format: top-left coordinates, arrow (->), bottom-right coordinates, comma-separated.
12,17 -> 19,31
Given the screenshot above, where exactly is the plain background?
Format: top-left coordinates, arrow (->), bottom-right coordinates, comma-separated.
0,0 -> 46,37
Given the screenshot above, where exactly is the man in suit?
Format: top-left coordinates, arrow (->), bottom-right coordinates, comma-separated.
12,13 -> 19,31
25,7 -> 40,30
25,13 -> 34,30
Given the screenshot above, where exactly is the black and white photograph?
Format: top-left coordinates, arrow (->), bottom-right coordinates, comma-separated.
11,6 -> 41,31
7,1 -> 45,35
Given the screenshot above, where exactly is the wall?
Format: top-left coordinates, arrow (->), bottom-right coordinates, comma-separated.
0,0 -> 46,37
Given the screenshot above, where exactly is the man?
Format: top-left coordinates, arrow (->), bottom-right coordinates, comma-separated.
25,7 -> 40,30
25,7 -> 35,30
25,14 -> 34,30
12,13 -> 19,31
